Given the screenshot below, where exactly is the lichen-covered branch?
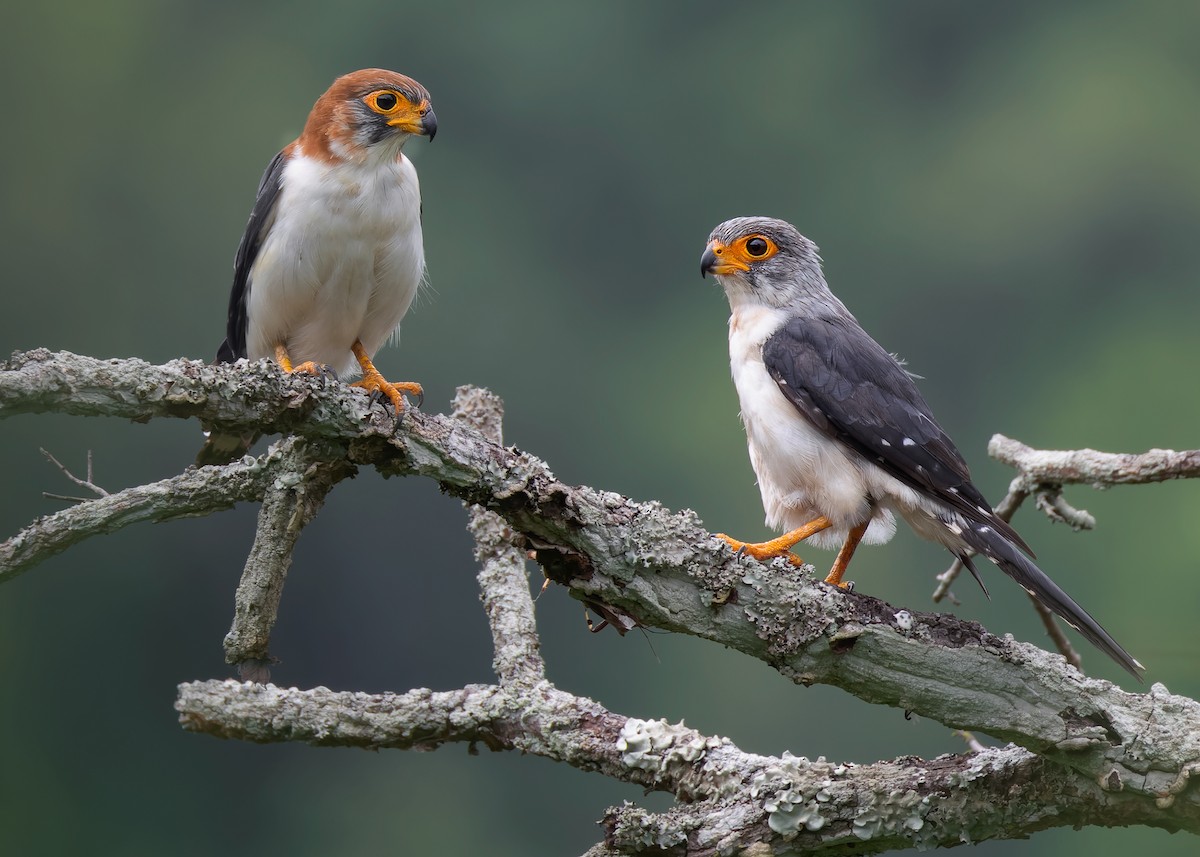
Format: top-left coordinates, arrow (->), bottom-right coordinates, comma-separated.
1,449 -> 283,583
0,348 -> 378,437
451,386 -> 545,686
222,437 -> 356,677
595,743 -> 1190,855
990,434 -> 1200,486
174,679 -> 1190,852
6,349 -> 1200,842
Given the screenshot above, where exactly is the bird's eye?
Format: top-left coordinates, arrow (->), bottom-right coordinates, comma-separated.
745,237 -> 770,258
369,91 -> 400,113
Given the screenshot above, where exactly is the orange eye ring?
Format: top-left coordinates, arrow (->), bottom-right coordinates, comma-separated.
365,90 -> 405,114
737,234 -> 778,261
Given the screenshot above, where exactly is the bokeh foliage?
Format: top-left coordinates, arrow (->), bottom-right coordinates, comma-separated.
1,2 -> 1198,854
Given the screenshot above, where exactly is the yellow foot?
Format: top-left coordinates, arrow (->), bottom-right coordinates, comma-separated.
349,340 -> 422,415
715,533 -> 806,568
714,516 -> 833,568
352,371 -> 423,414
273,345 -> 332,378
291,361 -> 329,376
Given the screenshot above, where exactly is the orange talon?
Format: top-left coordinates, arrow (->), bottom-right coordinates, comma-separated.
716,516 -> 834,568
273,344 -> 333,378
716,534 -> 806,567
272,344 -> 324,376
349,340 -> 422,414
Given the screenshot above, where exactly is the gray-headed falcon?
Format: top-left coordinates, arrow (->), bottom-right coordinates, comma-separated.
701,215 -> 1142,679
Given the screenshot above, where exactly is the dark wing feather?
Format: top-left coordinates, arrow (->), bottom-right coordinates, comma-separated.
763,314 -> 1144,679
215,150 -> 287,362
762,314 -> 1033,555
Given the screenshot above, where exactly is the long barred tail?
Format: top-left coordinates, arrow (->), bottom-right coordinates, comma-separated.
959,522 -> 1144,680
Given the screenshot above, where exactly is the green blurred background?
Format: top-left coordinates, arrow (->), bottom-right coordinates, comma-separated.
2,1 -> 1198,854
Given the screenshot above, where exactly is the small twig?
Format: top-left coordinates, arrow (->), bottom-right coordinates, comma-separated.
42,492 -> 97,503
953,730 -> 987,753
40,447 -> 108,500
1034,487 -> 1096,530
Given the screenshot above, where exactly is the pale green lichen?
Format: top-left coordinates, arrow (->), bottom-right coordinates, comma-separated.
608,801 -> 690,851
272,470 -> 304,490
617,717 -> 723,775
704,764 -> 744,799
849,790 -> 935,847
749,754 -> 938,846
749,752 -> 832,837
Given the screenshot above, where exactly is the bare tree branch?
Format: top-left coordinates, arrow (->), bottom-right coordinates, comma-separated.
451,385 -> 546,687
222,437 -> 356,678
1,447 -> 285,583
989,434 -> 1200,486
40,447 -> 108,500
174,680 -> 1193,852
6,349 -> 1200,850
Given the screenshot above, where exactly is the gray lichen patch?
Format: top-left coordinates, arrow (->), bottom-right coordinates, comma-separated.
617,717 -> 726,792
750,753 -> 847,838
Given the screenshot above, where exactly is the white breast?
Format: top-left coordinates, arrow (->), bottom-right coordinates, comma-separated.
245,150 -> 424,377
727,304 -> 896,549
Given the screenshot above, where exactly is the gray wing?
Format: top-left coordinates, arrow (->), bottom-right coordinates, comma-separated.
762,314 -> 1033,556
215,150 -> 287,362
763,314 -> 1145,679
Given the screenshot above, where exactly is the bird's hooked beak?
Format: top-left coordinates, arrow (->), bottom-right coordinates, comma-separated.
388,99 -> 438,141
700,239 -> 750,277
419,105 -> 437,140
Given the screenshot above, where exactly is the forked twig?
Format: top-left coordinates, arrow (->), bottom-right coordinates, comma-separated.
40,447 -> 108,502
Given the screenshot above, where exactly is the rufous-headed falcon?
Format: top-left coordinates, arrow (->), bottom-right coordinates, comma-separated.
198,69 -> 436,465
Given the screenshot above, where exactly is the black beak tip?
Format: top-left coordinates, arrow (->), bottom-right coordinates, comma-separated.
700,247 -> 717,278
423,108 -> 438,141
